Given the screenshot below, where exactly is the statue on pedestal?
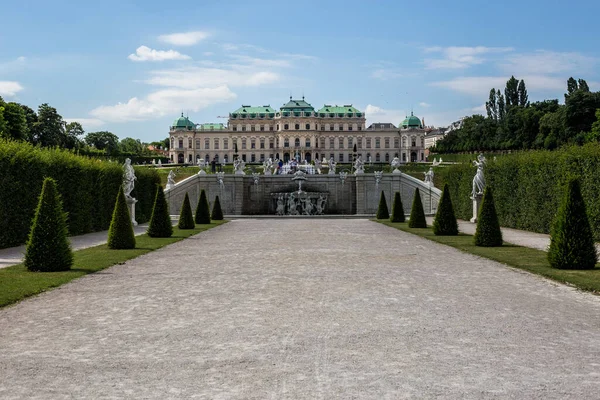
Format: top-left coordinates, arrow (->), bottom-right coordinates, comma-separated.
327,157 -> 337,175
391,157 -> 401,173
233,157 -> 246,175
471,154 -> 486,198
166,170 -> 176,189
424,167 -> 434,186
314,158 -> 322,174
353,156 -> 365,174
122,158 -> 137,200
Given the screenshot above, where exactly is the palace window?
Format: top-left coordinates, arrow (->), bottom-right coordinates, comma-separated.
411,138 -> 416,147
385,153 -> 390,162
269,125 -> 274,131
214,138 -> 219,150
260,139 -> 265,149
357,139 -> 362,149
233,126 -> 237,131
339,153 -> 344,162
242,138 -> 247,150
375,138 -> 381,148
295,124 -> 300,130
394,137 -> 399,148
195,139 -> 200,148
178,138 -> 183,148
305,123 -> 310,130
260,154 -> 265,161
284,124 -> 289,130
242,126 -> 246,131
260,125 -> 265,131
348,138 -> 353,149
366,153 -> 371,162
206,154 -> 210,162
339,125 -> 343,131
349,125 -> 353,131
251,126 -> 255,132
402,137 -> 407,147
330,125 -> 334,131
329,137 -> 334,149
358,126 -> 362,131
269,138 -> 274,149
305,139 -> 311,147
284,138 -> 289,147
224,139 -> 228,149
251,139 -> 256,149
366,138 -> 372,148
321,126 -> 325,131
295,138 -> 300,147
204,139 -> 210,150
251,154 -> 256,162
384,138 -> 390,148
376,153 -> 381,162
188,138 -> 193,149
320,137 -> 325,148
330,153 -> 334,160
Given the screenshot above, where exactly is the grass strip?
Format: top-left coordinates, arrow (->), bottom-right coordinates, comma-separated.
378,221 -> 600,294
0,222 -> 227,308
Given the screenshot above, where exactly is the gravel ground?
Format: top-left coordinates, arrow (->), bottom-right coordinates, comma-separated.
0,219 -> 599,399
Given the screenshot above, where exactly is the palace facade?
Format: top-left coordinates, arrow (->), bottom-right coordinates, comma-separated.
168,97 -> 429,165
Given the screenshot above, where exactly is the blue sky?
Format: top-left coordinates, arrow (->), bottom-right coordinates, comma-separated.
1,0 -> 599,143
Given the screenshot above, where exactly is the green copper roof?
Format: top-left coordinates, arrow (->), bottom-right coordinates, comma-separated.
316,104 -> 363,117
198,123 -> 226,130
280,97 -> 315,112
230,105 -> 277,118
400,112 -> 422,128
172,113 -> 195,129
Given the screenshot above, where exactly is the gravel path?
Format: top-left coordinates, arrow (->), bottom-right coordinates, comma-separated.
1,219 -> 599,399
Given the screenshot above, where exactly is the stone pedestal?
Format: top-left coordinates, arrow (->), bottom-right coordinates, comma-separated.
235,170 -> 245,175
198,169 -> 207,175
392,168 -> 401,174
354,170 -> 364,175
126,197 -> 138,226
470,194 -> 482,223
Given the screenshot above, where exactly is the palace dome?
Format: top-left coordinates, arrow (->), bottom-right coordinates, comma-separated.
172,113 -> 195,129
400,112 -> 422,129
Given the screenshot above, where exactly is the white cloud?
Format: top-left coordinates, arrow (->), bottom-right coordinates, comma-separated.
431,75 -> 567,98
228,54 -> 291,68
419,102 -> 430,108
501,50 -> 597,75
64,118 -> 105,129
365,104 -> 406,126
158,31 -> 209,46
0,81 -> 24,96
90,86 -> 236,122
471,104 -> 486,114
145,66 -> 280,88
424,46 -> 513,69
128,46 -> 191,62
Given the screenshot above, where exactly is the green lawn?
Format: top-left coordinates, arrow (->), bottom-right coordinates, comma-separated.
0,222 -> 227,308
378,220 -> 600,294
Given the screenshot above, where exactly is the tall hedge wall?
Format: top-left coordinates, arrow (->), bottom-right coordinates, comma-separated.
438,143 -> 600,241
0,140 -> 160,249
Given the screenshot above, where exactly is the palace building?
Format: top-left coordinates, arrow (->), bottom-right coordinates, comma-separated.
168,97 -> 429,165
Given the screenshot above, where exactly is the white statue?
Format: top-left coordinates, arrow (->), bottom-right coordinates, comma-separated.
276,194 -> 285,215
327,157 -> 337,175
472,154 -> 486,197
157,159 -> 162,166
263,158 -> 273,175
391,157 -> 401,173
314,158 -> 322,174
166,170 -> 176,189
287,193 -> 298,215
353,156 -> 365,174
316,194 -> 327,215
197,158 -> 205,168
424,167 -> 434,186
122,158 -> 136,199
303,197 -> 314,215
233,157 -> 246,175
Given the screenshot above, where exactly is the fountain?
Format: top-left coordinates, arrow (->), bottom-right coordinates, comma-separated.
271,169 -> 329,215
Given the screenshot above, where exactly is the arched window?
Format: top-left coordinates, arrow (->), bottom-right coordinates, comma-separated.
385,153 -> 390,162
305,123 -> 310,130
284,138 -> 289,147
295,138 -> 300,147
295,124 -> 300,130
205,154 -> 210,161
284,124 -> 289,130
376,153 -> 381,162
178,138 -> 183,148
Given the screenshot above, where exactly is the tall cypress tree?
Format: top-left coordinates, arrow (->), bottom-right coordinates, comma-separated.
518,79 -> 528,107
376,191 -> 389,219
147,184 -> 172,238
473,187 -> 502,247
390,191 -> 405,223
178,193 -> 195,229
24,177 -> 73,272
211,195 -> 224,221
408,188 -> 427,228
107,187 -> 136,249
433,184 -> 458,235
195,189 -> 211,224
548,179 -> 597,269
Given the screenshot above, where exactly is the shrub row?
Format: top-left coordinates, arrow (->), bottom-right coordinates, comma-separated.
438,143 -> 600,241
0,139 -> 160,249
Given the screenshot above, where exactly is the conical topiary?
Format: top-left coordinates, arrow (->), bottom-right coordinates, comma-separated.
195,189 -> 211,224
390,191 -> 405,223
408,188 -> 427,228
211,195 -> 224,221
107,187 -> 136,249
376,191 -> 389,219
548,179 -> 598,269
473,187 -> 502,247
24,177 -> 73,272
433,184 -> 458,235
178,193 -> 195,229
147,184 -> 172,238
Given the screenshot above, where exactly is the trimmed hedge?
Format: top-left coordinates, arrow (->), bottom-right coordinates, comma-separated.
211,195 -> 224,221
390,192 -> 405,223
0,139 -> 160,249
24,177 -> 73,272
409,188 -> 427,228
438,143 -> 600,241
107,187 -> 136,249
473,187 -> 503,247
147,184 -> 173,238
548,179 -> 597,269
376,191 -> 389,219
178,193 -> 195,229
433,184 -> 458,236
195,189 -> 211,224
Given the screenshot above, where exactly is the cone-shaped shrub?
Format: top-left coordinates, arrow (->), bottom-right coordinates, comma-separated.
195,189 -> 211,224
376,191 -> 389,219
24,177 -> 73,272
433,184 -> 458,236
147,184 -> 172,238
390,191 -> 405,223
211,195 -> 224,221
107,187 -> 136,249
474,187 -> 502,247
409,188 -> 427,228
548,179 -> 598,269
178,193 -> 195,229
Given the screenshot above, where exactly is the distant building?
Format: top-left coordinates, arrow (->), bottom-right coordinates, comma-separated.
168,97 -> 429,164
